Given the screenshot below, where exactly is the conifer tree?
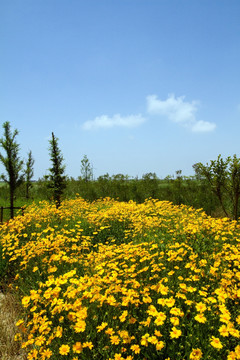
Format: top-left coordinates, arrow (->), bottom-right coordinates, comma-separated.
47,132 -> 66,208
25,150 -> 34,199
0,121 -> 24,218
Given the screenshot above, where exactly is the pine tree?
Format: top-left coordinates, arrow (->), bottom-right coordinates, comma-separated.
25,150 -> 34,199
0,121 -> 24,218
47,132 -> 66,208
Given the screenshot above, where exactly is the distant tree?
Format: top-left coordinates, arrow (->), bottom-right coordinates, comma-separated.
47,132 -> 66,208
80,155 -> 93,182
228,154 -> 240,220
193,155 -> 230,217
0,121 -> 24,218
193,154 -> 240,219
25,150 -> 34,199
97,173 -> 111,197
174,169 -> 183,205
142,172 -> 159,199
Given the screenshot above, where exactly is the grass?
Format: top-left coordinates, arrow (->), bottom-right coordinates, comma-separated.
0,197 -> 239,360
0,290 -> 27,360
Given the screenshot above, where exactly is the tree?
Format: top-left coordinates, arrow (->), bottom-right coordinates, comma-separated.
193,154 -> 240,220
25,150 -> 34,199
80,155 -> 93,182
47,132 -> 66,208
142,172 -> 159,199
173,170 -> 183,205
228,154 -> 240,220
193,155 -> 230,217
0,121 -> 24,218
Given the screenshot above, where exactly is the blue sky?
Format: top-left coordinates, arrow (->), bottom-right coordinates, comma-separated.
1,0 -> 240,180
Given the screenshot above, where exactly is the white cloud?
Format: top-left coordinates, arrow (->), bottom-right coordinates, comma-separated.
147,94 -> 216,133
82,113 -> 146,130
191,120 -> 216,133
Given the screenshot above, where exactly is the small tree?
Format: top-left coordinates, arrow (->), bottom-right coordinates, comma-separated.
173,170 -> 183,205
25,150 -> 34,199
193,155 -> 230,217
47,132 -> 66,208
193,154 -> 240,219
228,154 -> 240,220
0,121 -> 24,218
80,155 -> 93,182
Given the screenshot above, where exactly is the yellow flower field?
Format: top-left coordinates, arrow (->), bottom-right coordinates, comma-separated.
0,197 -> 239,359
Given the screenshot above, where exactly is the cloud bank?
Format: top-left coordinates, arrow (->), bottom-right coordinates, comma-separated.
82,113 -> 146,130
147,94 -> 216,133
82,94 -> 216,133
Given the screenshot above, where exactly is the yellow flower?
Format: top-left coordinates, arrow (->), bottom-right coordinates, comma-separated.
148,335 -> 158,344
82,341 -> 93,349
147,305 -> 158,316
154,312 -> 166,326
113,354 -> 124,360
189,348 -> 203,360
170,316 -> 180,326
195,302 -> 206,313
119,310 -> 128,322
230,328 -> 240,338
55,326 -> 63,338
105,327 -> 115,335
154,330 -> 162,337
97,322 -> 108,332
72,342 -> 82,353
170,327 -> 182,339
130,344 -> 141,354
74,320 -> 86,333
227,351 -> 237,360
22,296 -> 31,308
129,317 -> 137,324
143,295 -> 152,303
41,348 -> 52,359
194,313 -> 207,323
210,336 -> 223,350
157,298 -> 166,306
141,334 -> 149,346
219,324 -> 229,337
156,341 -> 165,351
235,345 -> 240,357
59,344 -> 70,355
110,335 -> 120,345
165,297 -> 175,307
35,335 -> 45,346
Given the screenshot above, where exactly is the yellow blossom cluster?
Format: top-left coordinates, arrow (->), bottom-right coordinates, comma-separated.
0,196 -> 239,359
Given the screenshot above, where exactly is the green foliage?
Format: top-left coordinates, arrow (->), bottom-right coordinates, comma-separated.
80,154 -> 93,182
0,122 -> 24,218
193,154 -> 240,219
46,132 -> 66,208
0,242 -> 8,284
25,150 -> 34,199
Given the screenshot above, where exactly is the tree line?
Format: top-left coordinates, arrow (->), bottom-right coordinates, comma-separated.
1,122 -> 240,220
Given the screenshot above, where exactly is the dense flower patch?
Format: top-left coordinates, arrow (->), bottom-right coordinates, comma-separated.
0,197 -> 240,359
